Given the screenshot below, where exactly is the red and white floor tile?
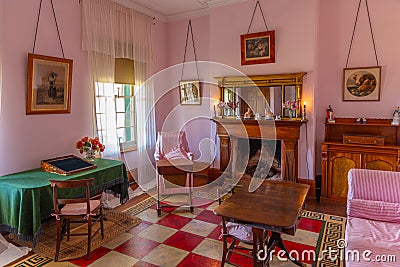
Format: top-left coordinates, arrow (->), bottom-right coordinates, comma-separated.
54,199 -> 323,267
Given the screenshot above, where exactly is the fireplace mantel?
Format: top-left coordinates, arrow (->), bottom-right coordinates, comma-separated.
211,118 -> 306,182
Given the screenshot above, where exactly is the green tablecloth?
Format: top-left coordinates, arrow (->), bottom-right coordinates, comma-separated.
0,158 -> 129,244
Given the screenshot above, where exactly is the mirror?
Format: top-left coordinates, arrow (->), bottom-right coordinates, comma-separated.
215,73 -> 306,119
231,86 -> 282,116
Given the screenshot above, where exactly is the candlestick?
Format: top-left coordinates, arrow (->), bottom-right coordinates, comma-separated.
302,101 -> 307,122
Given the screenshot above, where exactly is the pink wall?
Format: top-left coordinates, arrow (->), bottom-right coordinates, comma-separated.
0,1 -> 167,175
160,0 -> 400,179
209,0 -> 316,75
2,0 -> 399,180
154,16 -> 213,160
209,0 -> 317,179
153,20 -> 168,74
315,0 -> 400,173
166,16 -> 210,65
162,0 -> 317,179
0,0 -> 92,175
153,19 -> 169,133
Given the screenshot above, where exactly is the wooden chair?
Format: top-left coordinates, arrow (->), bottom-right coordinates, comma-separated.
218,182 -> 268,266
220,218 -> 269,266
49,178 -> 104,261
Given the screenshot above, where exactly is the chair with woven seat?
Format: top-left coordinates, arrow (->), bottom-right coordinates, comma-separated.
49,178 -> 104,261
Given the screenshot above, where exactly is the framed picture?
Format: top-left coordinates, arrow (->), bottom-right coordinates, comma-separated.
240,30 -> 275,65
26,53 -> 73,114
343,66 -> 381,101
179,80 -> 201,105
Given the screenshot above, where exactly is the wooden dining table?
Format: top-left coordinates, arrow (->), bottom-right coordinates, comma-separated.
214,179 -> 309,267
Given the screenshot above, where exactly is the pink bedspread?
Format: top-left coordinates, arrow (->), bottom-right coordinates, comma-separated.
346,217 -> 400,266
346,169 -> 400,266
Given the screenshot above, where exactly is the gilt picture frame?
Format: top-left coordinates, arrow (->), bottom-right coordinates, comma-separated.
179,80 -> 201,105
343,66 -> 381,101
26,53 -> 73,114
241,30 -> 275,65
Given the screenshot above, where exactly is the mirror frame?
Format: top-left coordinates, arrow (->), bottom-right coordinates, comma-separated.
215,72 -> 306,119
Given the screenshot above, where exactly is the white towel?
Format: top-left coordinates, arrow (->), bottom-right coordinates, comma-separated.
0,234 -> 30,266
101,187 -> 145,209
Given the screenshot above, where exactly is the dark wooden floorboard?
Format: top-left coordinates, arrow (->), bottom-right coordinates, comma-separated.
305,198 -> 346,217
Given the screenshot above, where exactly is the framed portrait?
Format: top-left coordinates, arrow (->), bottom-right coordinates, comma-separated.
343,66 -> 381,101
26,53 -> 73,114
240,30 -> 275,65
179,80 -> 201,105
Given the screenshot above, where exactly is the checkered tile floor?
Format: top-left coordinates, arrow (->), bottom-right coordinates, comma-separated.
45,197 -> 325,267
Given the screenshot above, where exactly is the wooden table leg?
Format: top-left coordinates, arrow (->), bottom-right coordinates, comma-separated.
267,232 -> 305,266
156,173 -> 161,216
221,217 -> 228,267
189,172 -> 194,213
252,227 -> 265,267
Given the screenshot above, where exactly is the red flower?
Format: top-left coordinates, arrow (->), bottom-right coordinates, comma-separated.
75,136 -> 105,154
76,141 -> 83,149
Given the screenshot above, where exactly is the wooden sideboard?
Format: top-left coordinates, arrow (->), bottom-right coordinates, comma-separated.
321,118 -> 400,201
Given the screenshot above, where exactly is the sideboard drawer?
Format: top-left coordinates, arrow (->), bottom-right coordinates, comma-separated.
343,134 -> 384,146
363,135 -> 385,146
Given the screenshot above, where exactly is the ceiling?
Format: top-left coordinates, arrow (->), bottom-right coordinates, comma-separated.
127,0 -> 248,21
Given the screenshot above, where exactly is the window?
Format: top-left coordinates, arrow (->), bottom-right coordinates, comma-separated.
116,84 -> 137,151
95,82 -> 137,152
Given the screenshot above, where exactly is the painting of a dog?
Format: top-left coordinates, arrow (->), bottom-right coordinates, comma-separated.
344,67 -> 381,101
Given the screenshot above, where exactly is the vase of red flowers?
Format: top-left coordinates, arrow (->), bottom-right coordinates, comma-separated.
76,136 -> 105,162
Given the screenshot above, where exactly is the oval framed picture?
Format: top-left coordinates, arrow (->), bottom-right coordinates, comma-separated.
343,66 -> 381,101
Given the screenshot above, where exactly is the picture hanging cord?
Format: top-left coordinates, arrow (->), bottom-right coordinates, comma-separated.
345,0 -> 379,68
247,0 -> 269,34
32,0 -> 65,58
180,20 -> 200,82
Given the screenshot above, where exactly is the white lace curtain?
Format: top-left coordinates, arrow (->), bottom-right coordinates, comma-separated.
82,0 -> 156,184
